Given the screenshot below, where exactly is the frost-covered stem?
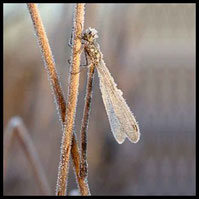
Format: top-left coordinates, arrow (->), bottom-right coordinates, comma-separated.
71,134 -> 91,195
4,116 -> 51,195
56,4 -> 89,196
27,3 -> 66,120
27,3 -> 90,195
80,65 -> 95,179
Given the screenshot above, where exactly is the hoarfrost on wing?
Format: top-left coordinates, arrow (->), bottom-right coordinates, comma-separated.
97,60 -> 140,143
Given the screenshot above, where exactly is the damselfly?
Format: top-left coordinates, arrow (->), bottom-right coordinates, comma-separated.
81,27 -> 140,144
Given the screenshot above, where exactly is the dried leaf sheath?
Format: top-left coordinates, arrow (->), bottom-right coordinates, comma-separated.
80,64 -> 95,178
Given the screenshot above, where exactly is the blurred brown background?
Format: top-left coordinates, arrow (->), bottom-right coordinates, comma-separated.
3,3 -> 195,196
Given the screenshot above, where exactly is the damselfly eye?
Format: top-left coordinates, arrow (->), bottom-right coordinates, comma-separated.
83,27 -> 98,42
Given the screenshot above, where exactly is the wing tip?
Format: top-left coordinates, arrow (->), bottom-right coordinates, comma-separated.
127,130 -> 141,144
116,139 -> 126,144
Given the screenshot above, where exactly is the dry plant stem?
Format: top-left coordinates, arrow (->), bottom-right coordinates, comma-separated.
56,4 -> 89,196
27,3 -> 90,195
71,134 -> 91,195
27,3 -> 66,121
4,116 -> 51,195
80,64 -> 95,179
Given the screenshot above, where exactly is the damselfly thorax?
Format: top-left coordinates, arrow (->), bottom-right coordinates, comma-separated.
81,28 -> 101,66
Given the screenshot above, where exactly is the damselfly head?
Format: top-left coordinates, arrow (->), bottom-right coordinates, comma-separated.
82,27 -> 98,43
